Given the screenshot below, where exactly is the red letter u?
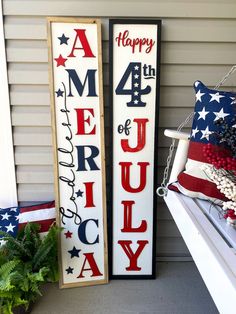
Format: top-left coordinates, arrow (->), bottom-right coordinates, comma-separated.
119,162 -> 149,193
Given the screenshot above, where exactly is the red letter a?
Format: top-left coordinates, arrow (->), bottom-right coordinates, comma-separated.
118,240 -> 148,271
119,162 -> 149,193
68,29 -> 95,58
121,118 -> 148,152
77,253 -> 103,278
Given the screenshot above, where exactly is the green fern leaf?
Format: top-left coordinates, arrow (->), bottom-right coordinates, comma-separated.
33,242 -> 54,270
3,237 -> 31,260
0,260 -> 19,290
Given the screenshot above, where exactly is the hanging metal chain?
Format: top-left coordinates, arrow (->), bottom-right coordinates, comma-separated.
214,65 -> 236,90
157,65 -> 236,198
156,111 -> 194,197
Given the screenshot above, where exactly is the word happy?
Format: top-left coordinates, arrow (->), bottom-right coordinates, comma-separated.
115,30 -> 155,53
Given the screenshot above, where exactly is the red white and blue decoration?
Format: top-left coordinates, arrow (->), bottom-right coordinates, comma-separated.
169,80 -> 236,202
0,201 -> 56,245
109,20 -> 161,277
48,18 -> 108,288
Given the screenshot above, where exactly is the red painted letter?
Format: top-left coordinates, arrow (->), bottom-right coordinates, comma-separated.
77,253 -> 103,278
121,200 -> 147,232
84,182 -> 95,208
119,162 -> 149,193
121,118 -> 148,152
68,29 -> 95,58
75,108 -> 96,135
118,240 -> 148,271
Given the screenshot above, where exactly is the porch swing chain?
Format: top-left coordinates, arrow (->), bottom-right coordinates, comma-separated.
157,65 -> 236,198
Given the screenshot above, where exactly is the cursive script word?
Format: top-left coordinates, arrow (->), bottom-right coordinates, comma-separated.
59,169 -> 82,225
115,30 -> 155,54
117,119 -> 131,135
58,82 -> 82,226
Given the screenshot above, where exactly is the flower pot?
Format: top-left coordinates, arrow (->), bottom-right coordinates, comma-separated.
13,303 -> 33,314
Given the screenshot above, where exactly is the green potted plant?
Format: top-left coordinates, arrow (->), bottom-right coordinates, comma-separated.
0,223 -> 61,314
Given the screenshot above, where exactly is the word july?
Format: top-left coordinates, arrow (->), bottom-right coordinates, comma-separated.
115,30 -> 155,54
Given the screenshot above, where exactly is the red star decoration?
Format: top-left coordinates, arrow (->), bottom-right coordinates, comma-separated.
64,230 -> 73,239
54,54 -> 67,67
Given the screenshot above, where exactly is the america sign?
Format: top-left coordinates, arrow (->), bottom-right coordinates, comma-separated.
48,17 -> 108,288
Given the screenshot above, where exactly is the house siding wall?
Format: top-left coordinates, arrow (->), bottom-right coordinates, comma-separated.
3,0 -> 236,260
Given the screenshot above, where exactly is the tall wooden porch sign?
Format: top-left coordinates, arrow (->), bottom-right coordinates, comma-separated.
109,19 -> 161,278
48,17 -> 108,288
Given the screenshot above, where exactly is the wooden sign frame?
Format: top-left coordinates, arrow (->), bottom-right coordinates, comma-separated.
47,17 -> 108,288
109,19 -> 161,278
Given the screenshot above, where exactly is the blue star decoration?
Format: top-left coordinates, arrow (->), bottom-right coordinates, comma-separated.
58,33 -> 69,45
0,207 -> 20,241
76,189 -> 84,198
190,81 -> 235,145
68,246 -> 81,258
55,88 -> 64,97
65,266 -> 74,274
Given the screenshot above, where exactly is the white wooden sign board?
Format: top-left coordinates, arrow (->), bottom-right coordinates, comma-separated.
48,17 -> 108,288
109,19 -> 161,278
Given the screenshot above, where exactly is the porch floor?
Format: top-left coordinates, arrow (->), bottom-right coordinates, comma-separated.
32,262 -> 219,314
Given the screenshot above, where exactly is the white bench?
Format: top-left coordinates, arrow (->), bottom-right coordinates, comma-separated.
162,129 -> 236,314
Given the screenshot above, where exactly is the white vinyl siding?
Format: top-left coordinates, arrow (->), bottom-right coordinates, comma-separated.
0,1 -> 17,207
3,0 -> 236,260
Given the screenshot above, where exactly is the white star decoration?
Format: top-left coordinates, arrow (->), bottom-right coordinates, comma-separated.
1,212 -> 10,220
134,65 -> 139,70
191,127 -> 199,138
195,90 -> 205,102
134,74 -> 139,79
200,126 -> 212,140
134,83 -> 139,87
5,223 -> 15,233
230,97 -> 236,105
209,92 -> 224,103
213,108 -> 230,121
0,239 -> 6,246
10,207 -> 18,212
198,107 -> 209,120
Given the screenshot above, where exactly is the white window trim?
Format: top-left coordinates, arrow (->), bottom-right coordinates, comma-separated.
0,0 -> 17,208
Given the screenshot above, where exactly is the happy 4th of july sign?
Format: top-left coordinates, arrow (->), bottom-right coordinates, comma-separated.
48,17 -> 108,288
109,20 -> 161,278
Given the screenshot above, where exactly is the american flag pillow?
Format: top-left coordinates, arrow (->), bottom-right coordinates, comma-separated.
0,201 -> 56,245
169,80 -> 236,203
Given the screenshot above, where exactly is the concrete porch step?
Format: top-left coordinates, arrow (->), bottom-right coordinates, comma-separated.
32,262 -> 219,314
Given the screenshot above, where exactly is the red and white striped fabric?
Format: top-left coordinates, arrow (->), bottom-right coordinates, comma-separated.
169,142 -> 228,202
19,201 -> 56,236
168,80 -> 236,203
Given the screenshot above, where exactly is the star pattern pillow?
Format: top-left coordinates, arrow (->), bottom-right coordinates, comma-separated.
169,80 -> 236,203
